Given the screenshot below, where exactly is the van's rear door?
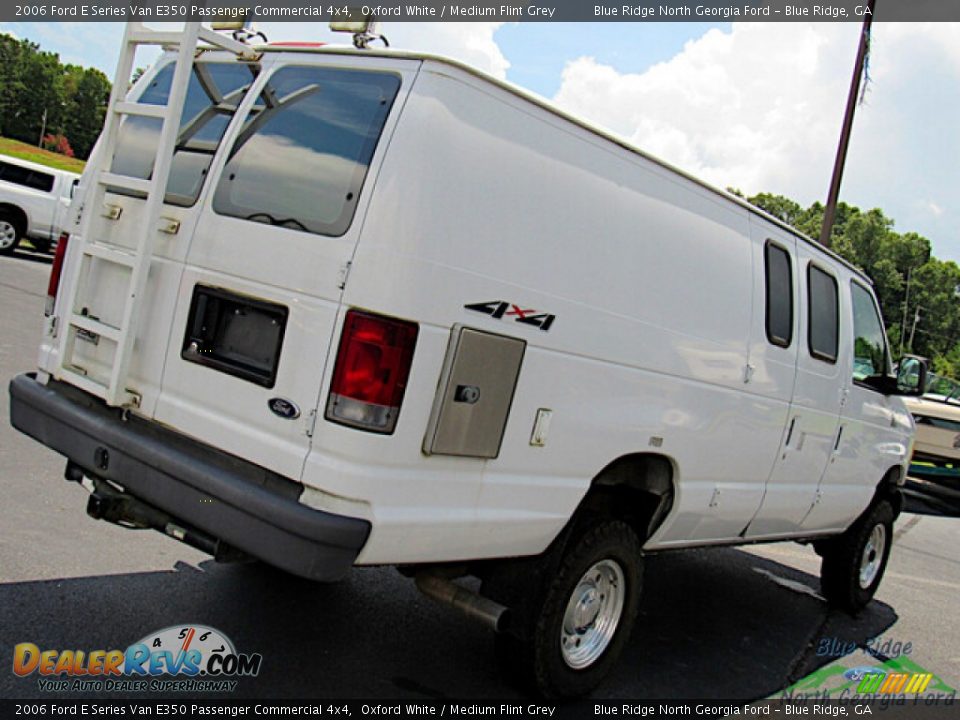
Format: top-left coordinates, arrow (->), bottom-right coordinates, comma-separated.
152,54 -> 417,480
61,57 -> 263,416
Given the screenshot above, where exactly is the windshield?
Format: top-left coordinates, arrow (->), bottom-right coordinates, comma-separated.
924,373 -> 960,403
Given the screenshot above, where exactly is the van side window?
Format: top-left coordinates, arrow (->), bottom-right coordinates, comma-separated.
212,67 -> 401,237
0,160 -> 54,192
764,241 -> 793,347
807,264 -> 838,363
110,61 -> 258,206
850,281 -> 889,382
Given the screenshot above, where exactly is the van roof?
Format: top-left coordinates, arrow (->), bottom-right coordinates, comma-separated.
214,42 -> 872,283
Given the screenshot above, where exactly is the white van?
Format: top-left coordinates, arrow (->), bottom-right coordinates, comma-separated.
9,24 -> 928,698
0,155 -> 79,255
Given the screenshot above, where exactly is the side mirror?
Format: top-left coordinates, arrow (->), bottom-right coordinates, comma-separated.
895,355 -> 928,396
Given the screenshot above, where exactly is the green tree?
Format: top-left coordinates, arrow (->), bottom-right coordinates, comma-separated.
905,260 -> 960,358
0,35 -> 27,138
63,66 -> 111,159
747,192 -> 821,238
742,192 -> 960,375
0,33 -> 111,160
3,43 -> 64,144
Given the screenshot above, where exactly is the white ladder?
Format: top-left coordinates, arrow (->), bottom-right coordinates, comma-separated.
54,22 -> 257,407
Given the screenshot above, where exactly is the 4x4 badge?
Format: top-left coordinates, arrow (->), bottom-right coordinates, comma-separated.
465,301 -> 556,332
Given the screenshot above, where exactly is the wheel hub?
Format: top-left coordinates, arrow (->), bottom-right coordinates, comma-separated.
560,559 -> 626,669
859,523 -> 887,589
0,221 -> 16,250
572,587 -> 602,629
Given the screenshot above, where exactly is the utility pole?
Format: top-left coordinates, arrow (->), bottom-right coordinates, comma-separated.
37,108 -> 47,147
908,306 -> 922,352
819,0 -> 876,248
900,266 -> 911,357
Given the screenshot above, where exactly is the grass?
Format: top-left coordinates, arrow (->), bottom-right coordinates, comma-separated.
0,136 -> 86,173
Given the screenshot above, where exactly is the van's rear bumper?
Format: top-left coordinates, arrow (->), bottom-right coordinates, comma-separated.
8,373 -> 370,581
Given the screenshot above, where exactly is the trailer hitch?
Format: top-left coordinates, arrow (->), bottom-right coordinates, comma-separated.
70,462 -> 250,564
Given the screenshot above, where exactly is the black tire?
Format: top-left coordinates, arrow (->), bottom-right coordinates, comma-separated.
820,500 -> 894,614
0,212 -> 24,256
495,520 -> 643,699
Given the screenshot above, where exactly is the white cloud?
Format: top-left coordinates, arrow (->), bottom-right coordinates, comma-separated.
395,22 -> 509,79
553,23 -> 859,198
842,23 -> 959,259
551,22 -> 960,261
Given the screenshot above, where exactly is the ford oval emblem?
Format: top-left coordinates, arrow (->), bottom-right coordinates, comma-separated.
268,397 -> 300,420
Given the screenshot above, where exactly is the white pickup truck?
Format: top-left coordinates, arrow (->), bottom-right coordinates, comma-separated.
0,154 -> 80,255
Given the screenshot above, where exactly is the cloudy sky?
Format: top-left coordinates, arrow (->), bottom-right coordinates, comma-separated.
2,21 -> 957,262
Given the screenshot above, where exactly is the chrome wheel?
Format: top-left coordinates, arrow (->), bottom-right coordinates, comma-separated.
859,523 -> 886,589
560,559 -> 625,669
0,220 -> 17,250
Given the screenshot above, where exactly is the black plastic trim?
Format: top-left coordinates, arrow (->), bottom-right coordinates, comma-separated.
8,373 -> 369,581
181,284 -> 289,388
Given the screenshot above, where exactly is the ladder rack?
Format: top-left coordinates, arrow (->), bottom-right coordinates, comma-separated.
54,23 -> 257,407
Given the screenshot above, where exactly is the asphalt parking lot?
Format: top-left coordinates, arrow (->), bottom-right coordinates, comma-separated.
1,249 -> 959,701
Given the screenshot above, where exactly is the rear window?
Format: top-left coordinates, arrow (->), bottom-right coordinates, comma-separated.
109,61 -> 259,206
0,160 -> 54,192
212,66 -> 400,237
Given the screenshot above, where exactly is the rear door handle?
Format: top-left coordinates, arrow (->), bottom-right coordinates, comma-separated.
782,417 -> 797,457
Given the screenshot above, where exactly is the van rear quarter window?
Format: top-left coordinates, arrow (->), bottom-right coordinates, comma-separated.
807,264 -> 839,363
109,61 -> 258,205
764,241 -> 793,347
212,66 -> 400,237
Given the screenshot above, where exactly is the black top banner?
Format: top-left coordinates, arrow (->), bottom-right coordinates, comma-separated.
1,699 -> 959,718
4,0 -> 960,22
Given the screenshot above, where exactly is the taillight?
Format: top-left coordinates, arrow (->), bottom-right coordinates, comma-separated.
325,310 -> 419,434
45,233 -> 69,316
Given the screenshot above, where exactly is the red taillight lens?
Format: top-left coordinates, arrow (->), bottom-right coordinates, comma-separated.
325,310 -> 419,434
45,233 -> 69,316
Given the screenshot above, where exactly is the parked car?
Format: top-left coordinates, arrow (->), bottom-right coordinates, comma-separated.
903,373 -> 960,468
902,372 -> 960,502
9,22 -> 928,698
905,396 -> 960,466
901,381 -> 960,505
0,154 -> 79,255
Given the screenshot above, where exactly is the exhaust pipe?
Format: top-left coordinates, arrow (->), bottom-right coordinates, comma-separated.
415,572 -> 509,632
